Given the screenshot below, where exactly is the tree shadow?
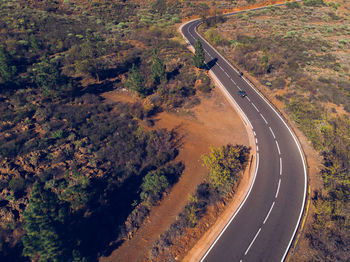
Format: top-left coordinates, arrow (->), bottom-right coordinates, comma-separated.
98,56 -> 141,81
54,124 -> 185,261
0,241 -> 28,262
71,56 -> 142,97
81,80 -> 116,95
0,82 -> 21,95
205,58 -> 218,70
166,64 -> 182,81
75,174 -> 144,260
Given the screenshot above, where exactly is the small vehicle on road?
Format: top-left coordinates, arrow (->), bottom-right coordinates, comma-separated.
239,70 -> 243,77
238,90 -> 247,98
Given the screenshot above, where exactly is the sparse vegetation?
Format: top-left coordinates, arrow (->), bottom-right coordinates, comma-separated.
150,144 -> 250,260
0,0 -> 205,260
4,0 -> 339,260
201,1 -> 350,261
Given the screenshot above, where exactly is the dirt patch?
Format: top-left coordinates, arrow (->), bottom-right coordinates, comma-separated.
99,87 -> 249,262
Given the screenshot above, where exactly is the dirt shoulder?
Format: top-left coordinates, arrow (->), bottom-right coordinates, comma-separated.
180,68 -> 257,261
197,3 -> 332,259
99,86 -> 250,262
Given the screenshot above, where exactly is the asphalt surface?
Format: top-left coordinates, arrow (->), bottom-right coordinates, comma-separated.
181,10 -> 307,262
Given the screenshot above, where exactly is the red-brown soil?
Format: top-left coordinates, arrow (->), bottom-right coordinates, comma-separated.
99,87 -> 249,262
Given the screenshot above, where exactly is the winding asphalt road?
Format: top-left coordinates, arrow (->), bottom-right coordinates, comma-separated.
181,7 -> 307,262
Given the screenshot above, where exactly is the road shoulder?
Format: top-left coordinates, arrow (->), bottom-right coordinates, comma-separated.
178,22 -> 257,262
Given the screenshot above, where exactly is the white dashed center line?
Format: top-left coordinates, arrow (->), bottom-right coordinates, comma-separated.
260,113 -> 268,124
263,202 -> 275,224
244,228 -> 262,255
275,140 -> 281,155
269,127 -> 276,139
182,21 -> 306,262
280,157 -> 283,175
252,103 -> 259,112
275,178 -> 281,198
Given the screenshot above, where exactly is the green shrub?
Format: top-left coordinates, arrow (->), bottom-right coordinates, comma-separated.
204,28 -> 230,46
198,84 -> 212,93
140,171 -> 169,206
197,73 -> 211,93
51,129 -> 64,139
304,0 -> 325,7
202,144 -> 250,195
286,2 -> 301,8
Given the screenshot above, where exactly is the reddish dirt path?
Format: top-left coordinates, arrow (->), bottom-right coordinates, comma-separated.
181,0 -> 292,22
99,88 -> 249,262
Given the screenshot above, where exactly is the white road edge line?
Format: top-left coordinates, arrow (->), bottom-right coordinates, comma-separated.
269,126 -> 276,139
275,178 -> 281,198
186,33 -> 258,260
263,202 -> 275,224
244,228 -> 262,256
241,68 -> 307,262
200,152 -> 260,262
276,140 -> 281,155
181,15 -> 307,262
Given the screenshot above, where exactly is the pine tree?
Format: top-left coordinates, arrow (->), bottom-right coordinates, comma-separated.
32,57 -> 73,99
0,47 -> 17,84
22,182 -> 69,261
126,64 -> 147,97
151,48 -> 166,84
193,39 -> 205,69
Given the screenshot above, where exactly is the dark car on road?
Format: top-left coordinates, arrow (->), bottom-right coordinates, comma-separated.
238,90 -> 247,98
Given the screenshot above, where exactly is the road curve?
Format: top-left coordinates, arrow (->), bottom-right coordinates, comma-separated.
181,7 -> 307,262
